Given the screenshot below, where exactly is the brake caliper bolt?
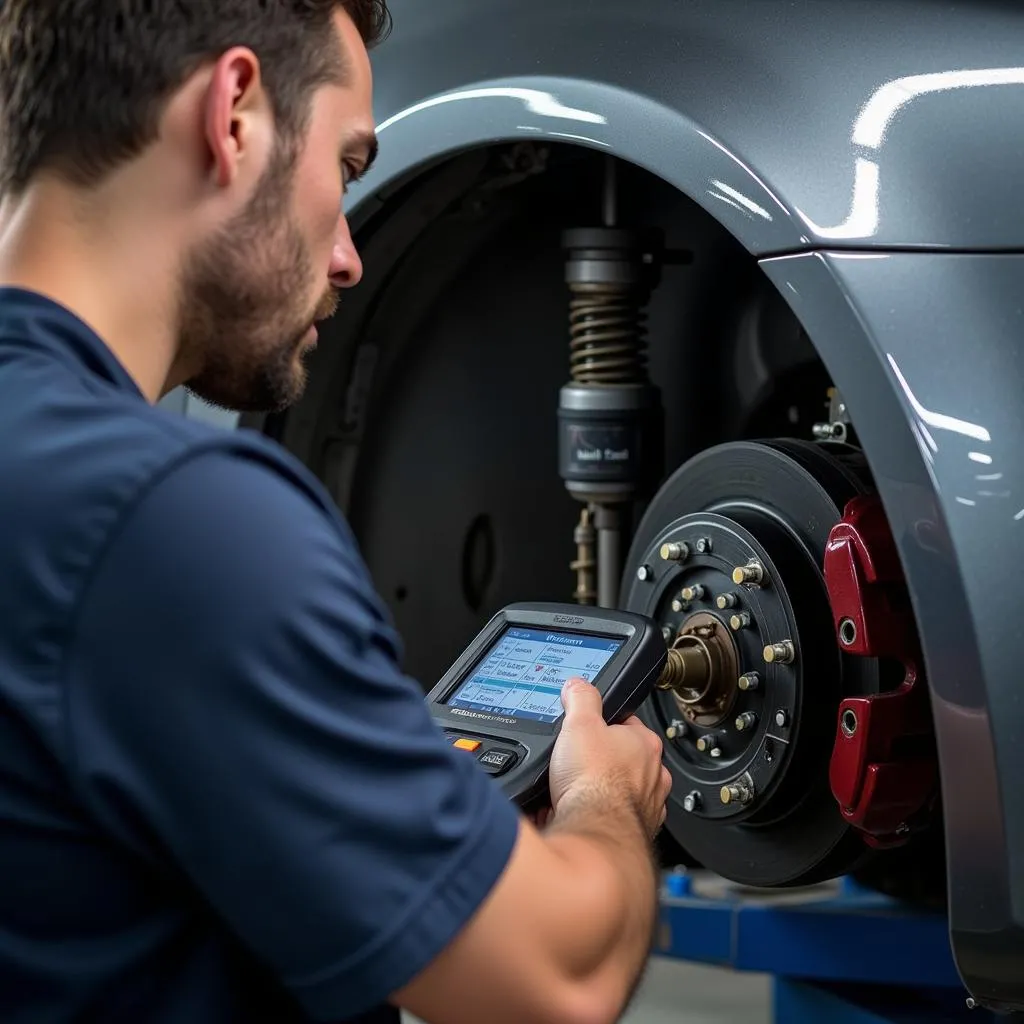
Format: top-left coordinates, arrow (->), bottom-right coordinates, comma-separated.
731,560 -> 766,586
720,778 -> 755,805
681,584 -> 705,602
683,791 -> 702,813
661,541 -> 690,562
734,711 -> 758,732
738,672 -> 760,692
729,612 -> 752,631
774,709 -> 790,729
763,640 -> 796,665
637,564 -> 653,582
716,592 -> 738,609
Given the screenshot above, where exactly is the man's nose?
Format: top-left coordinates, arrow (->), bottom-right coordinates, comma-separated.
328,215 -> 363,289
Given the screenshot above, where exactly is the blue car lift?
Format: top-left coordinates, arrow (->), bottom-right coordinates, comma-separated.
655,870 -> 996,1023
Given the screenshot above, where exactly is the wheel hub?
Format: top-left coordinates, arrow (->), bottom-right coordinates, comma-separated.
621,439 -> 882,887
659,612 -> 739,726
635,509 -> 809,826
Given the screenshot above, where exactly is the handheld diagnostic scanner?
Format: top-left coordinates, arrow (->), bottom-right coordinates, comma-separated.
425,602 -> 673,809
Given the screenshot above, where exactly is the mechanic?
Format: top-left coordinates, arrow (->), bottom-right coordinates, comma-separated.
0,3 -> 672,1023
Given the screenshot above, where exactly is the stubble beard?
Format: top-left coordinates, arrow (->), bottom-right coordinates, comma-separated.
177,141 -> 338,415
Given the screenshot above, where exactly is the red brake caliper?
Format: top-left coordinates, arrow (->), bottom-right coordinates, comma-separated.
823,495 -> 938,849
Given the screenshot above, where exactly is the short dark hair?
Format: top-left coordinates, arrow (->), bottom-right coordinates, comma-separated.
0,0 -> 391,196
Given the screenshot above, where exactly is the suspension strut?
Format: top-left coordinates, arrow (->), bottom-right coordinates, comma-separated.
558,156 -> 667,608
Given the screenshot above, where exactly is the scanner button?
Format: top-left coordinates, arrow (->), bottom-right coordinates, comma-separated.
453,738 -> 481,752
479,749 -> 517,774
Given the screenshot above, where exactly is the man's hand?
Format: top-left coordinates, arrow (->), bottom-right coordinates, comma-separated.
546,676 -> 672,838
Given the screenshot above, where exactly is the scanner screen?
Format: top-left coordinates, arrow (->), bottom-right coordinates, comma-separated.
446,626 -> 623,724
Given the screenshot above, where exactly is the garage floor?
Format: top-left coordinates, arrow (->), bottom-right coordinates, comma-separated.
620,958 -> 770,1024
404,958 -> 771,1024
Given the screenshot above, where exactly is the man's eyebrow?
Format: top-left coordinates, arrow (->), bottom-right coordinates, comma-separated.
346,130 -> 379,177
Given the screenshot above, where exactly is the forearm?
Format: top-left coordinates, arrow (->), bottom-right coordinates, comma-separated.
541,786 -> 659,1008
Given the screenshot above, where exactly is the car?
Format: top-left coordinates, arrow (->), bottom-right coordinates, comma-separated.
167,0 -> 1024,1012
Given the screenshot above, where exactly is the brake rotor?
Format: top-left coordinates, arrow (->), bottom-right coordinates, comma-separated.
620,439 -> 883,887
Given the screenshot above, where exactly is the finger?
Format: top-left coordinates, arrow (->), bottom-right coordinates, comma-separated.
560,676 -> 603,722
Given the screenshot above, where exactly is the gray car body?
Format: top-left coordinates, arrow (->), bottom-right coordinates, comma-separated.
177,0 -> 1024,1010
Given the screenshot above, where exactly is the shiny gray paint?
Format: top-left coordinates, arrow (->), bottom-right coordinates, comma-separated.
760,251 -> 1024,1010
356,0 -> 1024,253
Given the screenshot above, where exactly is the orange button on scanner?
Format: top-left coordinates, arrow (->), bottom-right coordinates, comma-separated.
453,738 -> 482,752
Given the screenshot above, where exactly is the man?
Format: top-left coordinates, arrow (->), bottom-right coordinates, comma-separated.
0,2 -> 673,1022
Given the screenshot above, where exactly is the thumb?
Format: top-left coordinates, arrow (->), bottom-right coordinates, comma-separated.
561,677 -> 603,722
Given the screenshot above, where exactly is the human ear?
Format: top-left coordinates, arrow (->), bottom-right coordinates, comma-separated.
202,47 -> 265,190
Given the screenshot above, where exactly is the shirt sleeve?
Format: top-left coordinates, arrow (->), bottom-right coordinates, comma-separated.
62,442 -> 521,1021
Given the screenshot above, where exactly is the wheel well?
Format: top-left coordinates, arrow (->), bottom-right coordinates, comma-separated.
260,141 -> 833,683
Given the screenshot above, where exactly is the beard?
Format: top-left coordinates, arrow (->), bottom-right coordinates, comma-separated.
176,140 -> 338,414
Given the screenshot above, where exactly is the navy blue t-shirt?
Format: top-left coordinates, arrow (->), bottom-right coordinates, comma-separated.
0,287 -> 520,1022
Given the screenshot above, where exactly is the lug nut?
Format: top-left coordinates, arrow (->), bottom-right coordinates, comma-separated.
763,640 -> 796,664
637,564 -> 653,581
729,612 -> 752,631
681,584 -> 705,602
716,592 -> 739,609
694,537 -> 712,554
774,709 -> 790,729
666,719 -> 688,740
720,778 -> 755,805
683,791 -> 702,813
660,542 -> 690,562
731,560 -> 765,586
738,672 -> 760,691
735,711 -> 758,732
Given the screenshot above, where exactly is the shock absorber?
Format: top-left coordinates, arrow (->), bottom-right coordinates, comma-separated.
560,157 -> 666,607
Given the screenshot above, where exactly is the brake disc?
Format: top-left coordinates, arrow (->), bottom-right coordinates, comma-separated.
620,438 -> 883,887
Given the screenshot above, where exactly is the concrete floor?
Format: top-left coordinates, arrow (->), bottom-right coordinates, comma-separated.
620,958 -> 770,1024
404,957 -> 771,1024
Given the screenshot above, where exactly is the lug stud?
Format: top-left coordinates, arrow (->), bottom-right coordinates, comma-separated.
681,584 -> 705,602
660,542 -> 690,562
729,612 -> 752,631
695,735 -> 722,758
671,598 -> 684,613
666,720 -> 688,740
716,592 -> 739,609
734,711 -> 758,732
738,672 -> 760,692
763,640 -> 796,664
731,560 -> 765,586
720,778 -> 755,805
683,791 -> 702,813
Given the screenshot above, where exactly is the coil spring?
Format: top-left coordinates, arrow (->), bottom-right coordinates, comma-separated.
568,284 -> 647,384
